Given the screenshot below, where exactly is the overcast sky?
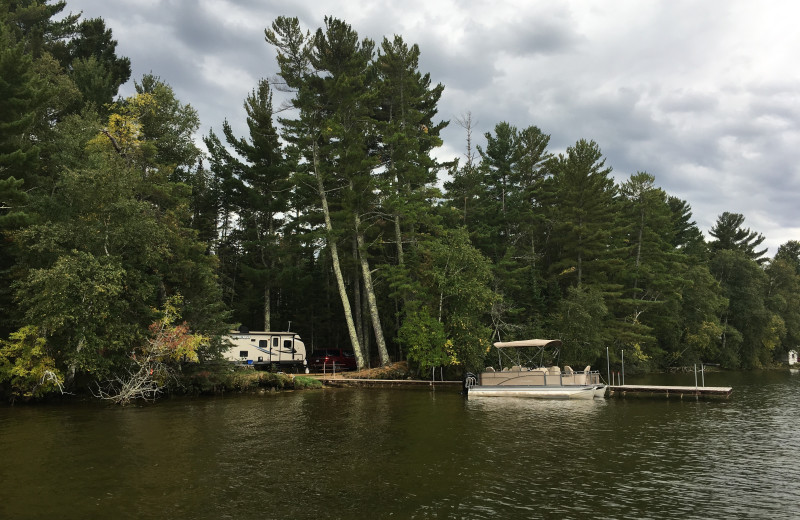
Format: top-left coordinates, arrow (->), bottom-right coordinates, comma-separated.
63,0 -> 800,255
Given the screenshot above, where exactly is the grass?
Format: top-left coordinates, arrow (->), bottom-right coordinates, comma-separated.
347,361 -> 411,380
181,364 -> 322,394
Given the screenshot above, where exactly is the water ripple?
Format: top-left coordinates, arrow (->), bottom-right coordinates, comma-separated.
1,371 -> 799,519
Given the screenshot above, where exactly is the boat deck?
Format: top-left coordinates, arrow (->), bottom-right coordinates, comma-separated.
609,384 -> 733,398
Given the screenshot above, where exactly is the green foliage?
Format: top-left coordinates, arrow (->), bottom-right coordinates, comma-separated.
206,79 -> 291,331
292,375 -> 323,389
61,17 -> 131,109
551,286 -> 609,365
765,255 -> 800,356
184,367 -> 293,394
418,228 -> 495,371
710,249 -> 771,368
543,139 -> 619,289
0,326 -> 63,402
399,306 -> 449,373
709,212 -> 768,264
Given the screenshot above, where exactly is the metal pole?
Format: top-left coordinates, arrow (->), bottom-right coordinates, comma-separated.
607,346 -> 610,386
694,364 -> 697,388
701,364 -> 705,387
621,350 -> 625,385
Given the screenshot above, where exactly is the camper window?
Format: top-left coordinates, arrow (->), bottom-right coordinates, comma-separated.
272,337 -> 279,347
239,351 -> 247,358
259,340 -> 268,349
284,340 -> 295,352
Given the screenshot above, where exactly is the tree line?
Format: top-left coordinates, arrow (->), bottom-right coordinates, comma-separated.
2,2 -> 799,400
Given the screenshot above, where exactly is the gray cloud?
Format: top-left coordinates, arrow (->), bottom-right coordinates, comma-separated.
63,0 -> 800,255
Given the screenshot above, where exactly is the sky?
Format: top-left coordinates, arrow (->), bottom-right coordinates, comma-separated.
62,0 -> 800,255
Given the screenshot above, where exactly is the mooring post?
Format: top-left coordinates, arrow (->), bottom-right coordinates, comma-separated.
621,350 -> 625,385
694,364 -> 697,389
606,346 -> 610,386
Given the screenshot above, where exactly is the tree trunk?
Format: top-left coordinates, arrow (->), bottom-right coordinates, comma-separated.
263,218 -> 273,331
394,214 -> 404,266
352,236 -> 364,347
355,213 -> 390,366
263,285 -> 270,331
313,143 -> 364,368
362,284 -> 371,367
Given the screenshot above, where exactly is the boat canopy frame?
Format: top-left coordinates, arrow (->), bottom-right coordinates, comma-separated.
491,339 -> 563,370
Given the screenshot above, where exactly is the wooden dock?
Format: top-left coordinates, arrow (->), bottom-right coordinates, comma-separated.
322,378 -> 462,389
609,384 -> 733,398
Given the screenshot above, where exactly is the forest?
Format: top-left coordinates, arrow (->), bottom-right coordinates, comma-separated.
2,1 -> 800,401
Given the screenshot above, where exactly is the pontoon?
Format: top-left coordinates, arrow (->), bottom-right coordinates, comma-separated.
464,339 -> 607,399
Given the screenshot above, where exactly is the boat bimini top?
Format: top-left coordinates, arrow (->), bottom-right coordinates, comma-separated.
491,339 -> 563,369
493,339 -> 562,349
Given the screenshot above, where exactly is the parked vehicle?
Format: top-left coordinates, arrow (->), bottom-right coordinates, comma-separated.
222,328 -> 308,373
308,349 -> 357,372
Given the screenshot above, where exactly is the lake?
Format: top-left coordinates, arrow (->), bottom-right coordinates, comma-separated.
1,370 -> 799,519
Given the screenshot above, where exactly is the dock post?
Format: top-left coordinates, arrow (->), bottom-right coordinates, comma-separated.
606,346 -> 610,386
694,364 -> 697,389
621,350 -> 625,385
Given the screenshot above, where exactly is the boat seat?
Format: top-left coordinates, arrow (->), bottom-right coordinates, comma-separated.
547,366 -> 561,375
502,367 -> 510,372
511,365 -> 523,372
564,365 -> 574,374
485,367 -> 495,372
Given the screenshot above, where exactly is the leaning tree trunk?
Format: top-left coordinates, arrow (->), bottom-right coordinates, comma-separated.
352,236 -> 364,348
354,213 -> 390,366
313,144 -> 365,368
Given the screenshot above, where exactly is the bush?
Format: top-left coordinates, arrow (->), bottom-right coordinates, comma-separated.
181,364 -> 294,394
292,376 -> 322,389
0,327 -> 64,403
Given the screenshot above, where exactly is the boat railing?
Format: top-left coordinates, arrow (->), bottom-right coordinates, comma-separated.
478,366 -> 602,387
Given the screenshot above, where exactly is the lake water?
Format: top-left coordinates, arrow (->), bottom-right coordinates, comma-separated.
1,370 -> 799,519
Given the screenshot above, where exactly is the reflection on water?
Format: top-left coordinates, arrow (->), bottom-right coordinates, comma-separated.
1,371 -> 799,519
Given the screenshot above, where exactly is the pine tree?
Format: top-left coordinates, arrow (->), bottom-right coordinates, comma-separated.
265,16 -> 367,367
709,212 -> 768,264
219,80 -> 290,331
544,139 -> 619,289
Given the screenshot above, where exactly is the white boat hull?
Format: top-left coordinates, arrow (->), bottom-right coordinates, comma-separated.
468,385 -> 596,399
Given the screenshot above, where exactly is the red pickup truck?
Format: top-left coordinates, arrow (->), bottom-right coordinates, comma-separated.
308,349 -> 358,371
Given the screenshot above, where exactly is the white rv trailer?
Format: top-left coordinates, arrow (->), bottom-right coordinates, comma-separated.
223,328 -> 309,373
